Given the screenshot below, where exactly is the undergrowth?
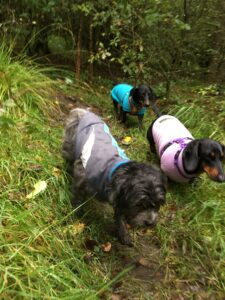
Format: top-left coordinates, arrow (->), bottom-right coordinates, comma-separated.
0,46 -> 225,299
0,46 -> 110,299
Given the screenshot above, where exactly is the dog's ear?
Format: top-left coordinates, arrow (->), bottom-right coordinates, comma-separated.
130,87 -> 139,102
129,87 -> 136,96
183,140 -> 201,173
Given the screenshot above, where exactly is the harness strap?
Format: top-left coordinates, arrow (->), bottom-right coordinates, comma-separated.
160,137 -> 193,157
160,137 -> 194,180
174,148 -> 192,180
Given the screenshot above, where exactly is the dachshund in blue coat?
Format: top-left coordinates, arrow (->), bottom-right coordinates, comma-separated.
111,83 -> 158,129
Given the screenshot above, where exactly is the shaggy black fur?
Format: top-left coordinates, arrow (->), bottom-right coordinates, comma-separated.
62,108 -> 167,246
108,162 -> 167,245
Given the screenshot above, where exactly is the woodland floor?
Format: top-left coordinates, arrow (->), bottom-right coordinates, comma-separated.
55,85 -> 225,300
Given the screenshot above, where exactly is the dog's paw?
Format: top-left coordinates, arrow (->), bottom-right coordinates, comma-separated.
119,233 -> 133,247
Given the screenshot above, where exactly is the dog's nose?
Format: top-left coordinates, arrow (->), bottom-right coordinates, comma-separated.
144,99 -> 150,106
145,220 -> 154,226
145,211 -> 158,226
157,194 -> 165,204
144,219 -> 157,227
217,174 -> 225,182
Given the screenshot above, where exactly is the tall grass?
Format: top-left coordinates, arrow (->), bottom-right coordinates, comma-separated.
0,46 -> 111,299
0,44 -> 225,299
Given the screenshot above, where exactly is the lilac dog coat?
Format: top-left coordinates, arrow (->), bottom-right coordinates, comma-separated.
152,115 -> 196,182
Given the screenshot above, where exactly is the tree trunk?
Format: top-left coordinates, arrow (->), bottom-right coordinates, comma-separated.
88,18 -> 93,83
208,0 -> 225,82
75,14 -> 83,81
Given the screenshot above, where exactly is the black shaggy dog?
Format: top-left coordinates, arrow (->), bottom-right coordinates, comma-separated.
147,114 -> 225,183
62,108 -> 167,246
111,83 -> 159,129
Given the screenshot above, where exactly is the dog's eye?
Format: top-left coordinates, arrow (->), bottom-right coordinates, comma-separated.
208,152 -> 216,160
210,152 -> 215,158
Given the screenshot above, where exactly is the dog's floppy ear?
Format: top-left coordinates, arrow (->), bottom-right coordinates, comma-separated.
183,140 -> 201,173
130,87 -> 138,100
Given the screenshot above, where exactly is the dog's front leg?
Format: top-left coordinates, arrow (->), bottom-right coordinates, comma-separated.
138,115 -> 144,130
114,208 -> 133,246
113,100 -> 119,117
121,109 -> 127,124
146,124 -> 156,153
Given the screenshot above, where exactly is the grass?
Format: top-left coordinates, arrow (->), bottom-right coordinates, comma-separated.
0,47 -> 111,299
0,46 -> 225,299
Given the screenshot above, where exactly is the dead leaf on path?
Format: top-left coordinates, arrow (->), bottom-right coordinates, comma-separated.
111,293 -> 124,300
67,103 -> 75,110
101,241 -> 112,252
137,257 -> 151,267
63,223 -> 85,235
26,180 -> 47,199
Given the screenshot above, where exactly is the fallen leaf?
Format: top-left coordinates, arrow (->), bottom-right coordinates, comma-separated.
67,103 -> 75,109
111,293 -> 123,300
26,180 -> 47,199
137,257 -> 150,267
121,136 -> 132,145
101,242 -> 112,252
63,223 -> 85,235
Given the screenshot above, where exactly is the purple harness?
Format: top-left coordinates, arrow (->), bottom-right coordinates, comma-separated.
160,137 -> 194,180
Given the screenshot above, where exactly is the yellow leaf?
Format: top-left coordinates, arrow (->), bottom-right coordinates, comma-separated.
122,136 -> 132,145
26,180 -> 47,199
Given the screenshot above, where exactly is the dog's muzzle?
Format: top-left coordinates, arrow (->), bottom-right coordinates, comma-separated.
144,97 -> 150,107
129,209 -> 158,228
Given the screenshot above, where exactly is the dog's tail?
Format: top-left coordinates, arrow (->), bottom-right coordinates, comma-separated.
150,102 -> 162,118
